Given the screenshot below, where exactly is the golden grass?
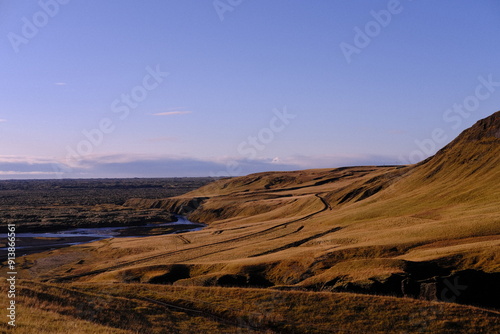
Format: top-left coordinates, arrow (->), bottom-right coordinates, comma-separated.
68,282 -> 500,333
1,302 -> 131,334
7,114 -> 500,332
3,279 -> 499,333
299,258 -> 406,287
0,281 -> 259,334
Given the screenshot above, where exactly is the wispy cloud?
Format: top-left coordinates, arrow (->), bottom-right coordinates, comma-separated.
0,171 -> 60,176
0,119 -> 6,123
0,156 -> 56,164
152,111 -> 192,116
54,82 -> 67,86
0,155 -> 73,179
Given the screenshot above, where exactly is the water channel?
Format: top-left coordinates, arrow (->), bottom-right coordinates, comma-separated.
1,215 -> 204,257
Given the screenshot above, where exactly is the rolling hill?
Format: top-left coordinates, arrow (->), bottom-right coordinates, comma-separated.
4,111 -> 500,333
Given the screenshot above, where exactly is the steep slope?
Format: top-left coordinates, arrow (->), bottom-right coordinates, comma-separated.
389,110 -> 500,204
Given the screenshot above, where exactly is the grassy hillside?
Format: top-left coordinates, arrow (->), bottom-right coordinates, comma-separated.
5,111 -> 500,332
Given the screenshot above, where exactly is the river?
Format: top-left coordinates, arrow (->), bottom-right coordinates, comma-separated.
1,215 -> 204,257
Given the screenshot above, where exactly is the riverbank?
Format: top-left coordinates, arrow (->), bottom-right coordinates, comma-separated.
1,216 -> 205,258
0,177 -> 215,233
0,236 -> 98,257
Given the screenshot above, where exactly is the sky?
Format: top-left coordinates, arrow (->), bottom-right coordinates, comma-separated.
1,0 -> 500,179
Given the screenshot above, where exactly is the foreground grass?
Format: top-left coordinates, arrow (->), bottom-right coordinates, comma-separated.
0,281 -> 261,334
9,280 -> 497,334
86,284 -> 500,333
1,302 -> 131,334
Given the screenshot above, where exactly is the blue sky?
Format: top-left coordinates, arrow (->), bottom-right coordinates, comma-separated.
1,0 -> 500,178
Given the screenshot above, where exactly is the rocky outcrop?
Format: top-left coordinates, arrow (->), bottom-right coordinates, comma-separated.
309,269 -> 500,310
402,270 -> 500,309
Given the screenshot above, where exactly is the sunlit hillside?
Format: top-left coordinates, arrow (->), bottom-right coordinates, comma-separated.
5,112 -> 500,333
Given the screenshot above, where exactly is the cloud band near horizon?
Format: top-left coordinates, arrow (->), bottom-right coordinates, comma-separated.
0,154 -> 399,180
